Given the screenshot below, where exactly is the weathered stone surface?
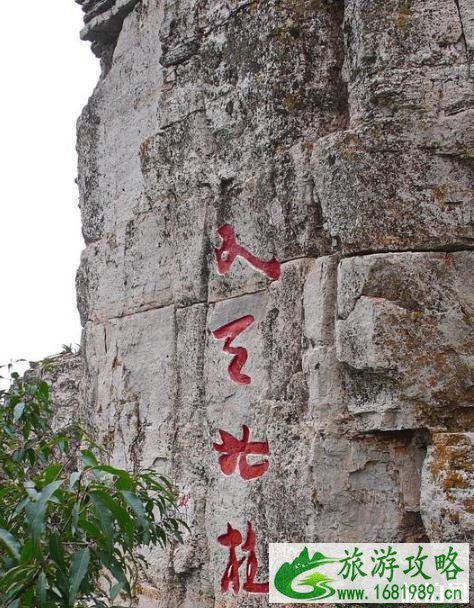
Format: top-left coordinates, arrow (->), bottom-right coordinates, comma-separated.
82,306 -> 176,471
421,432 -> 474,594
311,0 -> 474,254
421,432 -> 474,542
72,0 -> 473,605
25,352 -> 84,431
336,251 -> 474,432
312,120 -> 474,253
76,97 -> 102,245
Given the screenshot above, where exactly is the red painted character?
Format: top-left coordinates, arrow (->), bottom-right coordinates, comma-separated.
177,494 -> 190,509
218,522 -> 269,595
212,315 -> 254,385
215,224 -> 281,280
213,425 -> 269,481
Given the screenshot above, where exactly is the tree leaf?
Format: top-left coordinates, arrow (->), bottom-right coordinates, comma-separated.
36,571 -> 47,606
91,490 -> 134,542
90,495 -> 113,555
26,480 -> 63,552
41,463 -> 62,485
68,547 -> 90,606
37,480 -> 63,503
48,534 -> 66,570
110,580 -> 125,601
91,465 -> 133,490
78,517 -> 101,541
121,491 -> 149,534
80,449 -> 98,468
99,553 -> 130,596
37,381 -> 49,400
71,501 -> 81,535
20,539 -> 34,564
68,471 -> 81,491
13,402 -> 25,423
0,528 -> 21,561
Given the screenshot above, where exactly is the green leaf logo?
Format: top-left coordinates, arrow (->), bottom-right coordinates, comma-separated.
274,548 -> 340,600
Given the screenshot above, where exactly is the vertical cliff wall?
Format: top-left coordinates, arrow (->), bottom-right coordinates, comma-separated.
74,1 -> 473,606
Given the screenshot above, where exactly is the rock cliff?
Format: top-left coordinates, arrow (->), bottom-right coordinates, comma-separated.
73,1 -> 473,606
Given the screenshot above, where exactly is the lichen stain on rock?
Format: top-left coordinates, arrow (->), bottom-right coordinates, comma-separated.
394,8 -> 413,30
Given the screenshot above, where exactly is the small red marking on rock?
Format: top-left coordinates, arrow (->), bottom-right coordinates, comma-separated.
177,494 -> 190,508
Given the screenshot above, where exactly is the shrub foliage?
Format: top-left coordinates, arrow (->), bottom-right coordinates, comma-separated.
0,370 -> 184,607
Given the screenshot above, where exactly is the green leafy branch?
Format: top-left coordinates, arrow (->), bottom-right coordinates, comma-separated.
0,372 -> 186,607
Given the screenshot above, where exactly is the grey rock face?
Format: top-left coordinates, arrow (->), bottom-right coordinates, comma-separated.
25,353 -> 84,431
336,251 -> 473,432
73,0 -> 473,605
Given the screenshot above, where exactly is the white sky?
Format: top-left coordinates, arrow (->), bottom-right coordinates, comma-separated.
0,2 -> 99,368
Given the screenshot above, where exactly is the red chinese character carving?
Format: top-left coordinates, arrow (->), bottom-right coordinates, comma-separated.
218,524 -> 245,595
218,522 -> 269,595
212,315 -> 254,385
213,425 -> 269,480
215,224 -> 281,280
241,522 -> 269,594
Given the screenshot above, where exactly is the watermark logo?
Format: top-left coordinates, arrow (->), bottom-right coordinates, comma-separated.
269,543 -> 469,603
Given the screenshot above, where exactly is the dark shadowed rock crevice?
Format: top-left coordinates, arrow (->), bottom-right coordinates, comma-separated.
76,0 -> 141,71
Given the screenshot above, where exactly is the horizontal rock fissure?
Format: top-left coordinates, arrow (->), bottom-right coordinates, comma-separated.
83,243 -> 473,326
341,244 -> 474,260
161,107 -> 206,130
